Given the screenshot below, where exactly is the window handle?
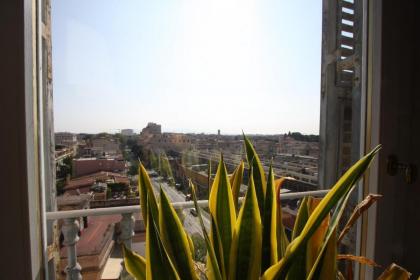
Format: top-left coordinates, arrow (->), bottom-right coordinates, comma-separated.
387,155 -> 417,184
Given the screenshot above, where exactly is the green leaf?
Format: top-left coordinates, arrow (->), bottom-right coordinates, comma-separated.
243,134 -> 267,216
306,197 -> 330,276
210,214 -> 226,279
122,244 -> 146,280
286,196 -> 309,280
310,222 -> 337,280
306,184 -> 356,280
146,200 -> 180,280
208,156 -> 236,277
187,234 -> 195,260
229,173 -> 262,280
291,196 -> 309,241
190,182 -> 223,280
138,163 -> 159,227
261,165 -> 278,272
275,177 -> 290,259
262,145 -> 380,280
159,188 -> 197,280
230,161 -> 244,212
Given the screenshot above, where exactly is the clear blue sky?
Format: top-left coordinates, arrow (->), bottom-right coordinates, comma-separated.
52,0 -> 322,135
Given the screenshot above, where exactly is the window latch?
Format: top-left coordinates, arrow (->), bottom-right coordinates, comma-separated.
387,155 -> 417,184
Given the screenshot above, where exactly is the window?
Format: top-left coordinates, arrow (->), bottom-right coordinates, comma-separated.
44,0 -> 368,279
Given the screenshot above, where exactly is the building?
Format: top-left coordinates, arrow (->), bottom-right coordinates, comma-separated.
63,171 -> 129,195
73,158 -> 126,177
140,122 -> 161,135
55,132 -> 77,147
91,138 -> 120,156
121,129 -> 134,136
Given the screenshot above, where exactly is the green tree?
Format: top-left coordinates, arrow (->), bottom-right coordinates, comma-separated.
128,161 -> 139,176
108,182 -> 129,193
191,233 -> 207,262
56,180 -> 65,196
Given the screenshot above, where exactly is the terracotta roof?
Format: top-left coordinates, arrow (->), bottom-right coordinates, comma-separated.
64,171 -> 129,191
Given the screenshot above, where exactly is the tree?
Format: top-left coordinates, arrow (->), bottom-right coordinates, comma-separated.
128,161 -> 139,176
191,233 -> 207,262
56,180 -> 65,195
108,182 -> 129,193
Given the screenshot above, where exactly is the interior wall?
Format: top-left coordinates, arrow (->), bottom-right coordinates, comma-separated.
373,0 -> 420,277
0,0 -> 45,279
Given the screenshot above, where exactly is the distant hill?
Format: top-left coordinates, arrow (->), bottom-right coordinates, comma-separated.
287,132 -> 319,142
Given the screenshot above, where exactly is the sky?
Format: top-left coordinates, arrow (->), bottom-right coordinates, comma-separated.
52,0 -> 322,135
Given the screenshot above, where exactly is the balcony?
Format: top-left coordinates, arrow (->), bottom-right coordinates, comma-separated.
46,190 -> 328,279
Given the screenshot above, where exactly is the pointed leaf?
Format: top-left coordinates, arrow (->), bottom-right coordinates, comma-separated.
286,196 -> 309,280
208,156 -> 236,277
187,234 -> 195,260
262,165 -> 278,272
307,182 -> 359,280
230,161 -> 244,212
123,244 -> 146,280
159,188 -> 197,280
306,197 -> 330,275
190,182 -> 223,280
229,174 -> 262,280
243,134 -> 266,216
316,227 -> 337,279
210,214 -> 226,279
275,177 -> 290,259
146,201 -> 180,280
138,163 -> 159,226
262,145 -> 380,280
291,196 -> 309,241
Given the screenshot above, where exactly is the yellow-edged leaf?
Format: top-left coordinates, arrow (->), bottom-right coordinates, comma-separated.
317,227 -> 337,280
229,173 -> 262,280
230,161 -> 244,212
159,188 -> 197,280
123,244 -> 146,280
187,234 -> 195,260
208,156 -> 236,277
306,197 -> 330,275
291,196 -> 309,240
286,196 -> 309,280
243,134 -> 266,215
146,200 -> 180,280
262,165 -> 278,273
138,163 -> 159,226
190,182 -> 223,280
209,214 -> 226,280
262,145 -> 380,280
275,177 -> 289,259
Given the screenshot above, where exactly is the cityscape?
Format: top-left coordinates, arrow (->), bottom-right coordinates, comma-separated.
54,123 -> 321,279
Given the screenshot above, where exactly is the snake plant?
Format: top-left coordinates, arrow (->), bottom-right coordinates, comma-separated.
123,136 -> 411,280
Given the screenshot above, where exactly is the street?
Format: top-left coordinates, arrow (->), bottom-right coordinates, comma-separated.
150,176 -> 211,236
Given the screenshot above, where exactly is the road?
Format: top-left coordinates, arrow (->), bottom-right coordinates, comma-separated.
150,176 -> 211,236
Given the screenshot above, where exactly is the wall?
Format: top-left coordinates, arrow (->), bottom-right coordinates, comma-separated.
73,158 -> 125,177
371,0 -> 420,277
0,0 -> 44,278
